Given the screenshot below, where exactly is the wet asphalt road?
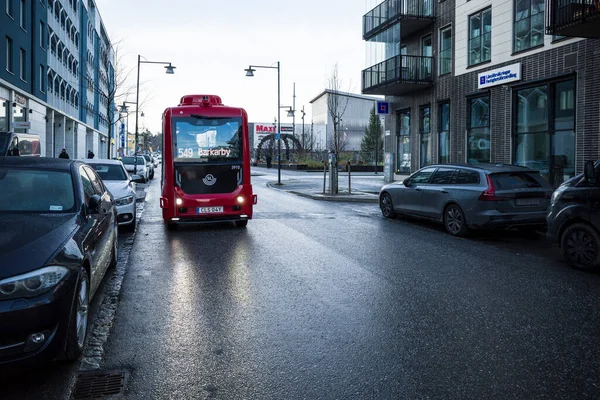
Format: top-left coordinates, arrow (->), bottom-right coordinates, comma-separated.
3,169 -> 600,399
98,169 -> 599,399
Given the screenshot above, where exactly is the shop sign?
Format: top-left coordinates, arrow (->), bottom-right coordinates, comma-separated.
14,94 -> 26,105
478,63 -> 521,89
14,121 -> 31,128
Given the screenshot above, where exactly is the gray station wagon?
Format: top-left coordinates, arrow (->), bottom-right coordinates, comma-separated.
379,164 -> 553,236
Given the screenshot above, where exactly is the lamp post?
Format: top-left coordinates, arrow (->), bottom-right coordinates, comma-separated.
135,55 -> 175,155
300,106 -> 306,155
245,62 -> 282,185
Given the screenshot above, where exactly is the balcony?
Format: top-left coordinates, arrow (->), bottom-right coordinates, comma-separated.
546,0 -> 600,38
363,0 -> 435,41
362,55 -> 434,96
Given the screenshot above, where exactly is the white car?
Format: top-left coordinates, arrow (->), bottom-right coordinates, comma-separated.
121,156 -> 149,182
85,159 -> 143,231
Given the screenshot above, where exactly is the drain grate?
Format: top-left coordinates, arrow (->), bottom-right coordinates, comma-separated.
72,370 -> 125,399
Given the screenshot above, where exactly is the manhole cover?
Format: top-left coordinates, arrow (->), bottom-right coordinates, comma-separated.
72,370 -> 125,399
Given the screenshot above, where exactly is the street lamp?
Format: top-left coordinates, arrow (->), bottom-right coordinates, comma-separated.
135,55 -> 175,155
245,62 -> 282,185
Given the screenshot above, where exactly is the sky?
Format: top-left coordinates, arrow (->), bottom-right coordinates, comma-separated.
94,0 -> 372,134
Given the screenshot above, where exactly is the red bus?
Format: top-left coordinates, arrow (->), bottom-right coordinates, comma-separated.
160,94 -> 257,229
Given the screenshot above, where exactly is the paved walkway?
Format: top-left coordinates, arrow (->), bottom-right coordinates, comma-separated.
262,169 -> 410,203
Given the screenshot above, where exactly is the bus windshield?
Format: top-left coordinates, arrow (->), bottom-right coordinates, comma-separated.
172,116 -> 242,163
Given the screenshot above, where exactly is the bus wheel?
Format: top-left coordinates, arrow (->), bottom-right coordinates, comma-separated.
235,220 -> 248,228
167,222 -> 178,231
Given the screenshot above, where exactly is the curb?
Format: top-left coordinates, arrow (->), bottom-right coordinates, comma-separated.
267,181 -> 378,203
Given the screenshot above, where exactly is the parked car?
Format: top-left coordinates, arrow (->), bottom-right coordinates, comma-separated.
547,160 -> 600,270
85,159 -> 144,231
0,157 -> 118,364
379,163 -> 553,236
141,154 -> 155,179
121,156 -> 149,182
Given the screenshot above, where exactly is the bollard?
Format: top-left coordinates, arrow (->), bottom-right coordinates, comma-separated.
347,161 -> 352,195
323,162 -> 327,194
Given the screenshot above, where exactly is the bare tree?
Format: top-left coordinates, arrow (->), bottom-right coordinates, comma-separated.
326,64 -> 350,155
95,39 -> 137,158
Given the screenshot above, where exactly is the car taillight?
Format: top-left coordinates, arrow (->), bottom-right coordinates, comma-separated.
478,175 -> 506,201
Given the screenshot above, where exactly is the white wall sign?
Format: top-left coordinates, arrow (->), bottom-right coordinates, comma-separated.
14,121 -> 31,128
478,63 -> 522,89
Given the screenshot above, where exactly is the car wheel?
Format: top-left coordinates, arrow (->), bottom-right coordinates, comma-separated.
561,223 -> 600,270
379,192 -> 396,218
444,204 -> 469,237
64,268 -> 89,361
167,222 -> 178,231
235,220 -> 248,228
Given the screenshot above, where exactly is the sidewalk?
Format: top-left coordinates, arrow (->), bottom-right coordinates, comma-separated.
265,171 -> 410,203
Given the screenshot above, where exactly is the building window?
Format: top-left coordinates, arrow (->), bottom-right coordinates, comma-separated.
20,0 -> 25,29
439,102 -> 450,164
419,105 -> 431,167
396,109 -> 411,173
6,0 -> 13,16
40,21 -> 44,48
39,64 -> 44,92
513,79 -> 575,187
439,27 -> 452,75
514,0 -> 545,52
6,36 -> 13,73
467,95 -> 490,163
468,8 -> 492,66
19,48 -> 26,80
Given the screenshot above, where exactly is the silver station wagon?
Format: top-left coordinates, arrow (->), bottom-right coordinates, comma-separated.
379,164 -> 553,236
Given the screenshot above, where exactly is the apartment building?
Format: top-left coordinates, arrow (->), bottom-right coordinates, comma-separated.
362,0 -> 600,187
0,0 -> 115,159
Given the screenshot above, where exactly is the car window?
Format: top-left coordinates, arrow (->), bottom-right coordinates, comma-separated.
430,168 -> 457,184
83,166 -> 105,195
80,166 -> 95,207
410,168 -> 436,184
491,172 -> 543,190
0,168 -> 75,212
456,169 -> 480,184
91,164 -> 128,181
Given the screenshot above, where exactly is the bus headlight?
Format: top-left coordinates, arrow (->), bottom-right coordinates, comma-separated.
176,198 -> 183,206
237,196 -> 245,204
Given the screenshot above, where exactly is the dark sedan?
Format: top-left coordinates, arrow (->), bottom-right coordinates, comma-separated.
0,157 -> 118,364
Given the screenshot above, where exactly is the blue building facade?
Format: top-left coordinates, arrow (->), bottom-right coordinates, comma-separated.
0,0 -> 115,158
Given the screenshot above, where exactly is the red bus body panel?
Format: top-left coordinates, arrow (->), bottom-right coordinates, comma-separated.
160,95 -> 255,225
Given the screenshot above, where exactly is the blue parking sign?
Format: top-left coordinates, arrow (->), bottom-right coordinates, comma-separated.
377,101 -> 389,115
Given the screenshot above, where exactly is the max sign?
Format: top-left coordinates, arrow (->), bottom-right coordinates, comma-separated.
256,125 -> 276,133
478,63 -> 521,89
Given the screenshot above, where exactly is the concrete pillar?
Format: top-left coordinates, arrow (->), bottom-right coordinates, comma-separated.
46,110 -> 54,157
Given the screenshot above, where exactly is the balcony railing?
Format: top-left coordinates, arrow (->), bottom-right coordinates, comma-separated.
363,0 -> 435,40
362,55 -> 434,95
546,0 -> 600,38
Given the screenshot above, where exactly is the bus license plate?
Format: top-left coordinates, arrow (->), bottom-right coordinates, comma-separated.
197,206 -> 223,214
515,198 -> 540,206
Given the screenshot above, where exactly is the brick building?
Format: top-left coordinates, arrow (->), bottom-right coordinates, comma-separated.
362,0 -> 600,186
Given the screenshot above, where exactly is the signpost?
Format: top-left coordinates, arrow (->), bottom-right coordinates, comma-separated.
375,101 -> 389,175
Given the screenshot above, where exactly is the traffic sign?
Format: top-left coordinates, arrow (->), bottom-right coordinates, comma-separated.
377,101 -> 389,115
276,133 -> 281,140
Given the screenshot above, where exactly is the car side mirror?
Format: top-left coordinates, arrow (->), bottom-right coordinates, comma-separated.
131,174 -> 144,183
88,194 -> 102,214
584,160 -> 597,184
403,178 -> 411,187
